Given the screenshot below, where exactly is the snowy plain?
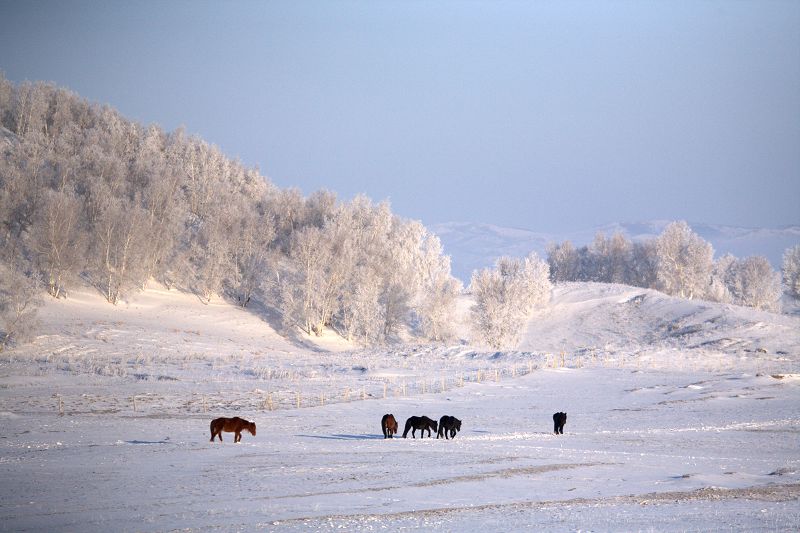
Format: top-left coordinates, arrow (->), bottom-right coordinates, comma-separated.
1,282 -> 799,531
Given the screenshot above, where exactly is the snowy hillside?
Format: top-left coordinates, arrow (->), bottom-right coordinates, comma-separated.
432,221 -> 800,283
1,282 -> 798,530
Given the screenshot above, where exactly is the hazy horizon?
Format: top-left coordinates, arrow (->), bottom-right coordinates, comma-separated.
1,1 -> 798,233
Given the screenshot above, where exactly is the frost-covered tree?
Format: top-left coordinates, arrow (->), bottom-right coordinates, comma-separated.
279,225 -> 345,335
12,81 -> 50,138
0,76 -> 466,346
88,186 -> 150,305
32,188 -> 86,298
727,256 -> 781,312
0,264 -> 41,351
378,217 -> 424,339
628,240 -> 658,289
606,231 -> 632,284
584,232 -> 632,283
706,253 -> 735,303
414,233 -> 461,342
587,232 -> 612,282
0,72 -> 14,127
782,245 -> 800,299
654,221 -> 713,299
225,197 -> 276,307
470,253 -> 551,349
188,204 -> 235,304
547,240 -> 579,282
332,197 -> 388,343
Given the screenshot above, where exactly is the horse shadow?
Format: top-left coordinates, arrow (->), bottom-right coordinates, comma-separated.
297,434 -> 384,441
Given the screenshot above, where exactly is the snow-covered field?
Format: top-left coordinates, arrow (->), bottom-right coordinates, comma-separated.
2,283 -> 799,531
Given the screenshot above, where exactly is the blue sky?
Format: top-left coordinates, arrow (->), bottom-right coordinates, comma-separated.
1,0 -> 798,233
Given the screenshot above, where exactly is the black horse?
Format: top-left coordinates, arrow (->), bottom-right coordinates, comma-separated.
402,416 -> 438,439
553,412 -> 567,434
437,415 -> 462,439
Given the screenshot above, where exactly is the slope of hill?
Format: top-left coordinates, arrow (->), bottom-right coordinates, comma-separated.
520,282 -> 800,365
432,221 -> 800,283
4,280 -> 797,415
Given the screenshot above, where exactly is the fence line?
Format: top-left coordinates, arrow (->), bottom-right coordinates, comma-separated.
4,347 -> 794,417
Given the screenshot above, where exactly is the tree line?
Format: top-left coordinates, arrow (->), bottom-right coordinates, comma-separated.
1,76 -> 797,352
547,221 -> 800,312
0,75 -> 461,349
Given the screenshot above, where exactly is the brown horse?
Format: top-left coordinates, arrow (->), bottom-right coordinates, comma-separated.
381,414 -> 398,439
210,416 -> 256,443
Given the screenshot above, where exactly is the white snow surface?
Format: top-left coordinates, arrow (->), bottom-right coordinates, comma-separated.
1,282 -> 799,531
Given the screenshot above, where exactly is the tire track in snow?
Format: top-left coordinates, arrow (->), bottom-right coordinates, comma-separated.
270,482 -> 800,526
269,462 -> 603,501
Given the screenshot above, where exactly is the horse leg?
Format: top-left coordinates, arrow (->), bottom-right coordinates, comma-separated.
235,431 -> 241,443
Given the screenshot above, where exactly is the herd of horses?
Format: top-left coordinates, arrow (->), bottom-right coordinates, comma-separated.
380,414 -> 462,439
209,411 -> 567,443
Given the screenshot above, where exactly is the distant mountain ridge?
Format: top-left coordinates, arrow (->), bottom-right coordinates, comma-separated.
431,221 -> 800,283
